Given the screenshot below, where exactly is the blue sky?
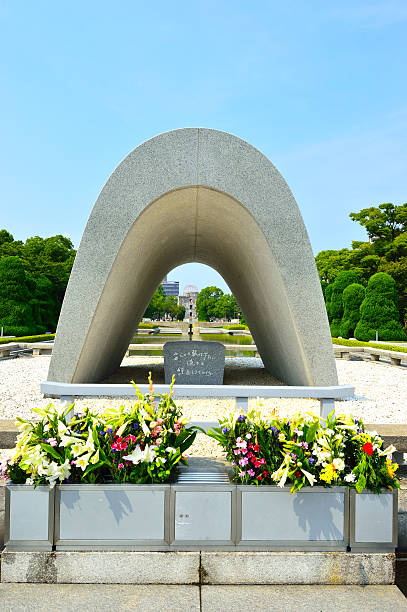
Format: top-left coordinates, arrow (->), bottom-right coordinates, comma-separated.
0,1 -> 406,293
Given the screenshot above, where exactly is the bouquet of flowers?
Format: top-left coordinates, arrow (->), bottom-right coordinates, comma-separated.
206,407 -> 399,494
1,375 -> 196,487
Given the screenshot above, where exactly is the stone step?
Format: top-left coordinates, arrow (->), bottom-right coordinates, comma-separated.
0,551 -> 396,585
0,584 -> 405,611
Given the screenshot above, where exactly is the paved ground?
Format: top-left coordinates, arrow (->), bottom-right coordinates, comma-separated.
0,584 -> 405,611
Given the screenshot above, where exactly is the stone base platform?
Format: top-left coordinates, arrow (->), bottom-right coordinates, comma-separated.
1,551 -> 395,585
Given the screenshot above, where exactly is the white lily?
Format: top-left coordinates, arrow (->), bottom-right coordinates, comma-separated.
165,447 -> 177,454
58,421 -> 68,436
277,465 -> 290,488
143,444 -> 156,463
83,430 -> 95,453
76,452 -> 92,471
90,449 -> 100,465
60,435 -> 82,448
378,444 -> 397,457
58,460 -> 71,481
301,469 -> 316,486
141,420 -> 150,436
123,445 -> 144,465
116,421 -> 129,438
71,442 -> 86,457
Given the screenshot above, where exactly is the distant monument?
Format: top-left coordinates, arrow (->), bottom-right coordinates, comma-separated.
48,128 -> 337,387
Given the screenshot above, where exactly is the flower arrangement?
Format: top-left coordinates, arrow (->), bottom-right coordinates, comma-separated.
1,376 -> 196,487
206,408 -> 399,494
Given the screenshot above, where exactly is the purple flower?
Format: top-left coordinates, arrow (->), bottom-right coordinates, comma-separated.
222,427 -> 230,434
133,423 -> 140,431
237,415 -> 246,423
308,458 -> 315,465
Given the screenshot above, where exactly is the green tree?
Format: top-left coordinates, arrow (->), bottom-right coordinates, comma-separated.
216,294 -> 240,320
0,229 -> 14,245
0,256 -> 36,335
350,203 -> 407,242
196,286 -> 224,321
164,295 -> 179,320
329,270 -> 360,337
340,283 -> 365,339
175,304 -> 185,321
144,285 -> 166,320
355,273 -> 407,341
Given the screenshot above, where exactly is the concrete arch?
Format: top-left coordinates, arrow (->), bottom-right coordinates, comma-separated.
48,128 -> 337,386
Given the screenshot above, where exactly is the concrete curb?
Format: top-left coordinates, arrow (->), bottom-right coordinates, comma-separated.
0,551 -> 395,585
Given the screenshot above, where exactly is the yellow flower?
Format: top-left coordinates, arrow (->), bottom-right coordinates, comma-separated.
319,463 -> 339,484
386,457 -> 398,478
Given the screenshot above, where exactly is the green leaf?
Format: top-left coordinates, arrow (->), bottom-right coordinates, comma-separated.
306,421 -> 319,444
40,443 -> 63,461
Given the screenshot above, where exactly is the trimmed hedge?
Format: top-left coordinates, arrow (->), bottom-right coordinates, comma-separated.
0,333 -> 55,345
332,337 -> 407,354
138,323 -> 160,329
355,272 -> 407,342
223,324 -> 249,330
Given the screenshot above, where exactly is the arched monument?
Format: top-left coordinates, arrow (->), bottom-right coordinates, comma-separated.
47,128 -> 337,386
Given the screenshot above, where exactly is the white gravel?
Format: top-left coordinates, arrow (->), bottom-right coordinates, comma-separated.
0,355 -> 406,457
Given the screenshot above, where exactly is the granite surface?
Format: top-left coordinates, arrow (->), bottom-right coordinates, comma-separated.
47,128 -> 336,387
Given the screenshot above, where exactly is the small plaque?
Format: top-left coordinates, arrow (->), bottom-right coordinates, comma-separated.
163,341 -> 225,385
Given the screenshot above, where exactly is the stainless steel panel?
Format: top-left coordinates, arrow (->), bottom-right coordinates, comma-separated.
9,486 -> 51,541
58,486 -> 166,541
174,490 -> 232,541
354,492 -> 393,543
241,489 -> 345,541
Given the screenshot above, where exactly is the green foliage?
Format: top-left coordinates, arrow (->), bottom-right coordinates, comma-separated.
349,203 -> 407,242
143,285 -> 166,319
195,287 -> 242,322
175,304 -> 185,321
328,270 -> 359,336
196,286 -> 224,321
0,256 -> 36,335
143,286 -> 185,321
355,273 -> 407,341
316,203 -> 407,328
0,333 -> 55,344
138,323 -> 159,329
340,283 -> 365,338
223,324 -> 249,330
203,409 -> 399,493
0,230 -> 76,334
332,337 -> 407,354
2,381 -> 197,486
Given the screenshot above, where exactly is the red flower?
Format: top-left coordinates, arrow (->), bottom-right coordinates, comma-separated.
259,458 -> 266,465
362,442 -> 374,456
254,460 -> 261,468
248,443 -> 253,449
295,470 -> 302,478
247,452 -> 254,459
116,437 -> 123,443
263,470 -> 269,477
256,474 -> 262,481
253,444 -> 260,453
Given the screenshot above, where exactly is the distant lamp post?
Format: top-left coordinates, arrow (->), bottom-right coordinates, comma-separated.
188,298 -> 193,341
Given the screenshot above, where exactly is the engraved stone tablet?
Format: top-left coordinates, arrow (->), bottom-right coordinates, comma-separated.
163,341 -> 225,385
